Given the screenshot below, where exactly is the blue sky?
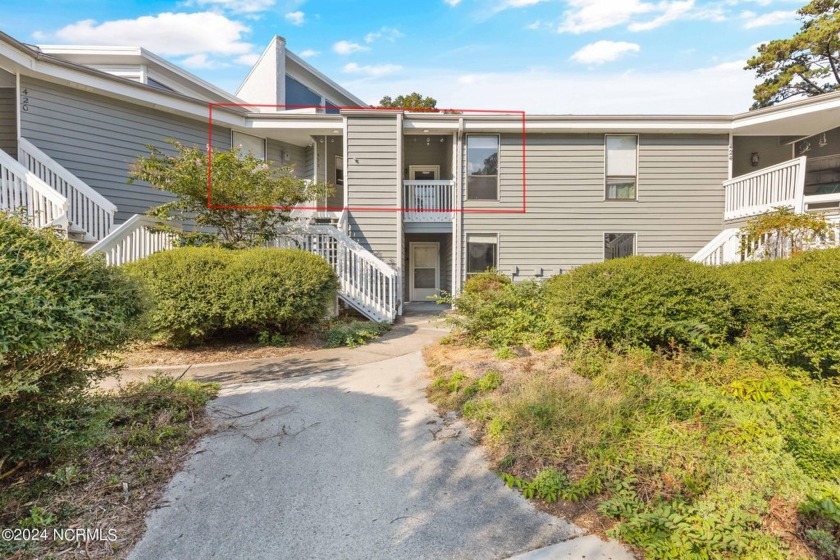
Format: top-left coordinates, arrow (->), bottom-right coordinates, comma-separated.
2,0 -> 804,114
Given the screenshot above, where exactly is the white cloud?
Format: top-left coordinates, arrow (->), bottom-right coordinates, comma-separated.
743,10 -> 797,28
181,53 -> 223,69
364,26 -> 404,43
570,40 -> 641,64
36,12 -> 254,57
284,10 -> 305,25
504,0 -> 546,6
333,40 -> 370,55
342,61 -> 759,114
298,48 -> 319,58
629,1 -> 694,31
559,0 -> 710,33
342,62 -> 403,76
186,0 -> 276,14
444,0 -> 461,5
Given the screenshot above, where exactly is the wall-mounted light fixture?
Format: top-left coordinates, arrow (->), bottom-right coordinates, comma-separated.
751,152 -> 760,167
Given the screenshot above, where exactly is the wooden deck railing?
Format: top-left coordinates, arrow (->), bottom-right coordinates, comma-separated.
724,157 -> 806,221
0,146 -> 68,230
19,138 -> 117,241
403,180 -> 454,222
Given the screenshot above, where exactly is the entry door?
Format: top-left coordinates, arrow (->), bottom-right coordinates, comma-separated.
409,242 -> 440,301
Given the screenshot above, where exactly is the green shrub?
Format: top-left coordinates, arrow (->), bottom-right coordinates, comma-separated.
0,212 -> 143,463
448,273 -> 554,349
546,255 -> 735,351
720,247 -> 840,376
323,320 -> 390,348
125,247 -> 337,347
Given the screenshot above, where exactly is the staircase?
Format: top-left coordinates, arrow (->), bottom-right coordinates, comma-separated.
3,140 -> 400,323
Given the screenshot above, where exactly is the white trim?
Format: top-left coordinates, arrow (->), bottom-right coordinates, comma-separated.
409,241 -> 440,301
342,117 -> 349,213
602,231 -> 638,261
14,71 -> 20,141
408,164 -> 440,180
396,113 -> 404,308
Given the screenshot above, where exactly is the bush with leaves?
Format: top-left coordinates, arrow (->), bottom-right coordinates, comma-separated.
545,255 -> 736,352
124,247 -> 337,347
0,212 -> 143,465
720,247 -> 840,376
739,207 -> 836,260
445,272 -> 555,349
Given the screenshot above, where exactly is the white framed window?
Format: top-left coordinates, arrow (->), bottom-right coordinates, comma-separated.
466,234 -> 498,276
467,135 -> 499,200
604,232 -> 636,260
408,165 -> 440,180
231,131 -> 266,160
605,135 -> 638,200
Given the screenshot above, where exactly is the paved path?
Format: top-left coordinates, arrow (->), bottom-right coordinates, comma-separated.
129,307 -> 634,560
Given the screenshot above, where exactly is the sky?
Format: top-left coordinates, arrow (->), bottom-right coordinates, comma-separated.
1,0 -> 806,114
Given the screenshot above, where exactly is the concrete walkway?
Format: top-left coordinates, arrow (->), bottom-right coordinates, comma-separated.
128,306 -> 635,560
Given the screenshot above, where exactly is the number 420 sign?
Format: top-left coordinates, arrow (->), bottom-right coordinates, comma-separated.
21,88 -> 29,112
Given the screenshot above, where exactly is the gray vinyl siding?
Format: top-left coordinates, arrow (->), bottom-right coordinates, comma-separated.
346,115 -> 399,264
0,88 -> 16,156
18,77 -> 230,223
313,136 -> 344,208
304,144 -> 315,180
459,133 -> 728,280
267,138 -> 306,178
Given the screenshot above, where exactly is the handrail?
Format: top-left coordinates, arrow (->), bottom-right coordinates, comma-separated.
307,224 -> 397,278
19,137 -> 117,241
0,146 -> 68,229
723,157 -> 806,220
403,179 -> 454,222
690,228 -> 742,265
86,214 -> 180,266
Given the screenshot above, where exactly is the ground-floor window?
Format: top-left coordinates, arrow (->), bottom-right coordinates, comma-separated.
604,232 -> 635,260
467,234 -> 498,276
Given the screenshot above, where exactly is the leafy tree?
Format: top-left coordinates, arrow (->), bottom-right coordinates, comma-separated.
129,140 -> 327,248
739,206 -> 836,259
746,0 -> 840,108
379,92 -> 438,110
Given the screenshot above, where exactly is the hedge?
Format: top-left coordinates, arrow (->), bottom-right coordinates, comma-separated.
0,212 -> 143,462
719,247 -> 840,376
124,247 -> 338,347
544,255 -> 736,351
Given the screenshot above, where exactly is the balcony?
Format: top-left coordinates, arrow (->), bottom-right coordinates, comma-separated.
403,180 -> 454,222
724,155 -> 840,221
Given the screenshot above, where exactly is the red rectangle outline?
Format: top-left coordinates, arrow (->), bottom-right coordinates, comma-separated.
207,103 -> 526,214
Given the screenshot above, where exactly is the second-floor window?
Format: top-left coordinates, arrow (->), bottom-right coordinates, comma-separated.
232,131 -> 266,161
467,135 -> 499,200
605,135 -> 638,200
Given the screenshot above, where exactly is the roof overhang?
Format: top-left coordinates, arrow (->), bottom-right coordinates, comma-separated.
731,91 -> 840,136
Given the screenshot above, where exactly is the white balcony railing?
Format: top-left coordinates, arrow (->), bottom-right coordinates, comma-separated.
403,180 -> 454,222
19,138 -> 117,241
724,157 -> 806,221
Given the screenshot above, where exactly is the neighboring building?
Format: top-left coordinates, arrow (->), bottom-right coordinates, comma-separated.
1,30 -> 839,322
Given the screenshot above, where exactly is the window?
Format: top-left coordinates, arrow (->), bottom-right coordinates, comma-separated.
231,131 -> 266,160
605,135 -> 638,200
467,135 -> 499,200
467,234 -> 498,276
604,233 -> 636,260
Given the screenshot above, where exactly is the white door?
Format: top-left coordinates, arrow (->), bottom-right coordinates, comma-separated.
410,242 -> 440,301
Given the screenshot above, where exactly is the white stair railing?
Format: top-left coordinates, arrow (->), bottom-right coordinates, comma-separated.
275,221 -> 399,323
0,147 -> 68,230
690,228 -> 743,265
19,138 -> 117,241
86,214 -> 180,266
724,157 -> 806,221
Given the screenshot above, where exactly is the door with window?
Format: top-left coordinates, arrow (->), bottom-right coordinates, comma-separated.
409,242 -> 440,301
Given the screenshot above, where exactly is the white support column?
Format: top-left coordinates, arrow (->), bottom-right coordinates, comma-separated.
395,112 -> 404,312
453,120 -> 464,295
